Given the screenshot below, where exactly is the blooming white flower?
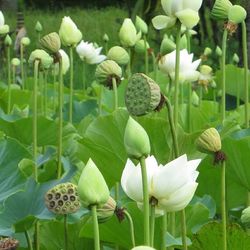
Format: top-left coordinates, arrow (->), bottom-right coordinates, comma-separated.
0,11 -> 4,26
159,49 -> 201,83
76,40 -> 106,64
121,154 -> 201,212
53,49 -> 70,75
0,10 -> 9,35
152,0 -> 202,30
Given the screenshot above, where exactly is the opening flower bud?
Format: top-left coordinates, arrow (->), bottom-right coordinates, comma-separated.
77,159 -> 109,208
97,196 -> 116,223
21,37 -> 30,46
40,32 -> 61,53
103,33 -> 109,42
228,5 -> 247,24
211,0 -> 233,20
204,47 -> 212,56
135,15 -> 148,34
107,46 -> 129,65
119,18 -> 137,47
124,116 -> 151,159
241,206 -> 250,228
4,34 -> 12,46
11,58 -> 20,67
125,73 -> 162,116
35,21 -> 43,32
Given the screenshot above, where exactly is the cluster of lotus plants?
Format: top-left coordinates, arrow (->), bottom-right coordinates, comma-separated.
0,0 -> 250,249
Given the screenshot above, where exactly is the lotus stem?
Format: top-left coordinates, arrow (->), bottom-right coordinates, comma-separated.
20,43 -> 25,89
150,204 -> 156,247
181,209 -> 187,250
7,45 -> 11,114
151,51 -> 157,81
69,46 -> 74,123
144,35 -> 149,75
82,62 -> 86,93
221,161 -> 227,250
92,205 -> 100,250
112,77 -> 118,111
161,212 -> 167,250
25,230 -> 33,250
124,210 -> 136,248
35,220 -> 40,250
39,72 -> 44,115
98,85 -> 103,115
64,214 -> 68,250
44,71 -> 48,117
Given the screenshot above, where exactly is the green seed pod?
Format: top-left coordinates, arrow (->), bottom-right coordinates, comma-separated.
135,39 -> 149,54
196,128 -> 222,154
21,37 -> 30,46
0,238 -> 19,250
97,196 -> 116,223
204,47 -> 212,56
107,46 -> 129,65
45,182 -> 80,215
35,21 -> 43,32
211,0 -> 233,20
40,32 -> 61,53
135,15 -> 148,34
4,34 -> 12,46
125,73 -> 161,116
241,206 -> 250,228
11,58 -> 20,67
124,116 -> 151,159
228,5 -> 247,24
29,49 -> 53,70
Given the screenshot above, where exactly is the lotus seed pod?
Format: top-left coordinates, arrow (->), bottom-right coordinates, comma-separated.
40,32 -> 61,53
0,24 -> 9,35
11,58 -> 20,67
35,21 -> 43,32
241,206 -> 250,228
21,37 -> 30,46
196,128 -> 222,154
45,182 -> 80,215
175,9 -> 200,29
131,246 -> 156,250
204,47 -> 212,56
119,18 -> 137,47
97,196 -> 116,223
4,34 -> 12,46
160,36 -> 176,54
135,15 -> 148,34
216,46 -> 222,57
191,91 -> 199,107
0,238 -> 19,250
95,60 -> 122,88
134,39 -> 149,54
233,53 -> 240,64
107,46 -> 129,65
103,33 -> 109,42
124,116 -> 151,159
125,73 -> 161,116
211,0 -> 233,20
29,49 -> 53,70
228,5 -> 247,24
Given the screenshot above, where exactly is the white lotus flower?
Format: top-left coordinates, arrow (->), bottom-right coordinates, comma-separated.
152,0 -> 203,30
54,49 -> 70,75
159,49 -> 201,83
0,10 -> 9,35
0,11 -> 4,26
76,40 -> 106,64
121,154 -> 201,213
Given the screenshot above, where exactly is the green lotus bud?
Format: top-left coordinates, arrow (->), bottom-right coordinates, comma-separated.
107,46 -> 129,65
131,246 -> 156,250
119,18 -> 137,47
135,39 -> 149,54
175,9 -> 200,29
95,60 -> 122,88
211,0 -> 233,20
204,47 -> 212,56
45,182 -> 80,214
233,53 -> 239,64
180,35 -> 187,50
196,128 -> 222,154
103,33 -> 109,42
191,91 -> 199,106
78,158 -> 109,208
125,73 -> 162,116
216,46 -> 222,57
40,32 -> 61,53
4,34 -> 12,46
160,36 -> 176,54
210,80 -> 217,88
35,21 -> 43,32
241,206 -> 250,228
200,65 -> 213,75
124,116 -> 151,159
11,58 -> 20,67
228,5 -> 247,24
135,15 -> 148,34
0,238 -> 19,250
29,49 -> 53,70
0,24 -> 9,35
97,196 -> 116,223
21,37 -> 30,46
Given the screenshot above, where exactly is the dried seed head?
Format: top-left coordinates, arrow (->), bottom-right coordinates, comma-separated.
0,238 -> 19,250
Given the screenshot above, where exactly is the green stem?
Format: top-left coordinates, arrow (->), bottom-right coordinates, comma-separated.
7,45 -> 11,114
181,209 -> 187,250
144,35 -> 148,75
186,29 -> 191,53
112,77 -> 118,111
44,71 -> 48,117
173,22 -> 182,127
242,21 -> 249,128
247,192 -> 250,206
25,230 -> 33,250
221,29 -> 228,122
150,204 -> 156,247
104,42 -> 108,55
139,156 -> 150,245
33,60 -> 39,182
188,83 -> 192,132
21,44 -> 25,89
57,57 -> 63,179
98,85 -> 103,115
115,182 -> 119,201
151,51 -> 157,81
127,48 -> 132,78
237,76 -> 240,110
39,72 -> 44,115
199,86 -> 203,107
82,62 -> 86,93
35,220 -> 40,250
161,212 -> 167,250
221,161 -> 227,250
69,46 -> 74,123
124,210 -> 136,248
53,71 -> 57,113
64,214 -> 68,250
92,205 -> 100,250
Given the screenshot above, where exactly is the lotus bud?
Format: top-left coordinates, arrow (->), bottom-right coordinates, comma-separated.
135,39 -> 149,54
29,49 -> 53,70
125,73 -> 162,116
103,33 -> 109,42
77,158 -> 109,208
107,46 -> 129,65
21,37 -> 30,46
119,18 -> 137,47
191,91 -> 199,106
135,15 -> 148,34
204,47 -> 212,56
131,246 -> 156,250
4,34 -> 12,46
35,21 -> 43,32
210,80 -> 217,88
200,65 -> 213,75
11,58 -> 20,67
175,9 -> 200,29
180,35 -> 187,49
211,0 -> 233,20
228,5 -> 247,24
124,116 -> 151,159
241,206 -> 250,228
40,32 -> 61,53
0,238 -> 19,250
216,46 -> 222,57
95,60 -> 122,89
233,53 -> 240,64
45,182 -> 80,214
160,36 -> 176,54
0,24 -> 9,35
97,196 -> 116,223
